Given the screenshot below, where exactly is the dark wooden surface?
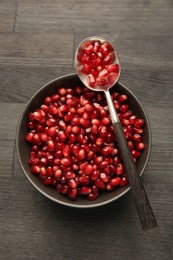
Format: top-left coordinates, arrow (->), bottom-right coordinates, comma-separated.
0,0 -> 173,259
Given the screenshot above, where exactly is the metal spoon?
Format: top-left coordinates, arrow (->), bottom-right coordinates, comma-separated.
75,36 -> 157,231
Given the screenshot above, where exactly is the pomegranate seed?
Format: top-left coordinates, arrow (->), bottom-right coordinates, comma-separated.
77,52 -> 90,64
118,95 -> 128,103
91,170 -> 100,181
106,183 -> 114,191
43,177 -> 53,186
82,64 -> 92,74
115,163 -> 124,175
93,41 -> 101,53
46,118 -> 57,127
110,177 -> 121,186
133,134 -> 143,142
95,179 -> 105,189
80,186 -> 91,195
61,185 -> 70,194
57,88 -> 67,96
54,169 -> 62,179
120,176 -> 128,186
68,179 -> 77,189
78,149 -> 86,160
107,64 -> 119,73
134,118 -> 145,128
136,142 -> 145,151
31,165 -> 40,174
88,193 -> 99,201
61,158 -> 71,166
58,131 -> 66,142
101,146 -> 112,156
101,117 -> 111,125
96,137 -> 105,146
100,173 -> 109,182
103,52 -> 114,65
68,188 -> 78,200
99,160 -> 109,169
40,167 -> 47,179
131,150 -> 141,158
26,132 -> 34,142
133,127 -> 143,134
83,164 -> 93,175
62,145 -> 71,157
88,74 -> 96,87
47,140 -> 55,151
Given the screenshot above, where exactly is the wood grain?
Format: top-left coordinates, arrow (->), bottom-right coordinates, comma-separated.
0,0 -> 173,259
0,0 -> 16,32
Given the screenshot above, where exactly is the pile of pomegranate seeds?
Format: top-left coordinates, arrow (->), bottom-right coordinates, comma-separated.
26,86 -> 145,201
77,40 -> 119,88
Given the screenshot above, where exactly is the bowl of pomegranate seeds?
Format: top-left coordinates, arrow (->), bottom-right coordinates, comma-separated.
16,73 -> 151,207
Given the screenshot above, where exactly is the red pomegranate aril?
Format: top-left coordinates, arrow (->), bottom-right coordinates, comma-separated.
65,171 -> 75,179
120,176 -> 128,186
136,142 -> 145,151
43,177 -> 53,186
113,156 -> 120,166
128,141 -> 134,150
101,117 -> 111,125
26,132 -> 34,142
78,149 -> 86,160
46,140 -> 55,151
61,185 -> 70,194
133,134 -> 143,142
111,148 -> 119,156
96,137 -> 105,146
68,188 -> 78,200
49,105 -> 58,115
68,179 -> 77,189
46,166 -> 53,176
47,127 -> 57,137
57,87 -> 67,96
118,95 -> 128,103
91,170 -> 100,181
88,74 -> 96,87
110,177 -> 121,187
40,167 -> 47,179
95,179 -> 105,189
54,150 -> 62,159
31,165 -> 40,174
99,160 -> 109,169
87,151 -> 94,160
27,121 -> 35,129
93,41 -> 101,53
103,52 -> 114,65
40,157 -> 48,166
88,192 -> 99,201
134,127 -> 143,134
61,158 -> 71,166
115,163 -> 125,175
78,134 -> 87,144
82,64 -> 92,74
46,118 -> 57,127
100,173 -> 109,182
77,52 -> 90,64
131,150 -> 140,158
129,115 -> 137,125
107,64 -> 119,73
102,146 -> 112,156
120,104 -> 129,113
54,169 -> 62,179
134,118 -> 144,128
33,133 -> 41,144
54,159 -> 61,165
58,131 -> 66,142
123,110 -> 133,119
80,186 -> 91,195
83,164 -> 93,175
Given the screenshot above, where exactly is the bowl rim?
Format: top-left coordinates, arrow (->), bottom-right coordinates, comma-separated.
16,73 -> 152,208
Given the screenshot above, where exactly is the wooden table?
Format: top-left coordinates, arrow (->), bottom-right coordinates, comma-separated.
0,1 -> 172,259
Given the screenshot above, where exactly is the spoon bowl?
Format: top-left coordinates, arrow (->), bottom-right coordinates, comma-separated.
75,36 -> 121,91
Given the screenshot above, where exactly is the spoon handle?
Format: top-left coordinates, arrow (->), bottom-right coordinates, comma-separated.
105,90 -> 157,231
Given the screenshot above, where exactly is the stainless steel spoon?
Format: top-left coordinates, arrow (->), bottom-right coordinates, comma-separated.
75,36 -> 157,231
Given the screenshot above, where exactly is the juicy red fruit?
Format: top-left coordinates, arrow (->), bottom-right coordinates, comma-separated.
77,39 -> 119,88
26,85 -> 145,201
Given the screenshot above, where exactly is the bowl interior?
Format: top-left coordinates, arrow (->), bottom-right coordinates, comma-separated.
16,74 -> 151,208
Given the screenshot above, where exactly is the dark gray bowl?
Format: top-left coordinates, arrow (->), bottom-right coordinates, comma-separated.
16,73 -> 151,208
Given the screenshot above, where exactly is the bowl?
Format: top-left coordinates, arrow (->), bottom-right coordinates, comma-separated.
16,73 -> 151,208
